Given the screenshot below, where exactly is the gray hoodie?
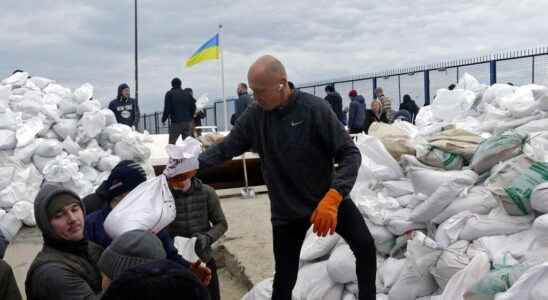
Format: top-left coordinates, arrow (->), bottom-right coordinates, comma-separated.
25,184 -> 102,300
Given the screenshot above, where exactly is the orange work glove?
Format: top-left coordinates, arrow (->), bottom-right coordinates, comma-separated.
190,260 -> 212,286
310,189 -> 343,237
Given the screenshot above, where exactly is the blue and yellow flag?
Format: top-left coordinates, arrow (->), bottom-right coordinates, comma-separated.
185,34 -> 220,68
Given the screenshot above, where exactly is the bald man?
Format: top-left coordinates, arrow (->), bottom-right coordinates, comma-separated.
199,55 -> 376,299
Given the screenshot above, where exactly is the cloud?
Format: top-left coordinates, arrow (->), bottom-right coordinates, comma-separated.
1,0 -> 547,113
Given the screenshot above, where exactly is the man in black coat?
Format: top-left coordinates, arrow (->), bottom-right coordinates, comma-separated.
230,83 -> 252,126
324,85 -> 345,124
162,78 -> 197,144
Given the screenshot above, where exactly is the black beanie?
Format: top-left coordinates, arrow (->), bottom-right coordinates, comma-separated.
97,160 -> 147,202
171,78 -> 182,88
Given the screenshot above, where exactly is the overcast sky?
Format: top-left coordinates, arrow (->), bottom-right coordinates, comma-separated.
1,0 -> 548,113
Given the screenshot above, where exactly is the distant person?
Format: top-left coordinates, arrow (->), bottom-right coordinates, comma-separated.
393,109 -> 413,123
448,83 -> 456,90
399,94 -> 420,124
288,81 -> 295,91
26,184 -> 103,300
11,69 -> 24,75
101,259 -> 209,300
374,87 -> 393,123
324,85 -> 345,124
507,82 -> 515,86
230,83 -> 252,126
0,231 -> 22,300
347,90 -> 366,134
162,78 -> 197,144
364,99 -> 389,133
194,109 -> 206,137
109,83 -> 140,128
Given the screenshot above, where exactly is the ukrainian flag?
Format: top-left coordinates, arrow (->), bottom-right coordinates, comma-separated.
185,34 -> 220,68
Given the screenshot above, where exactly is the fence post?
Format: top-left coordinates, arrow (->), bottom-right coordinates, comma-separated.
142,113 -> 147,131
372,77 -> 377,96
397,75 -> 401,105
154,112 -> 159,134
532,56 -> 536,84
490,60 -> 497,85
424,70 -> 431,106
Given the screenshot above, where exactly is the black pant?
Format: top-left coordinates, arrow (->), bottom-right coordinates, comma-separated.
169,121 -> 194,144
206,258 -> 220,300
349,128 -> 364,134
271,199 -> 376,300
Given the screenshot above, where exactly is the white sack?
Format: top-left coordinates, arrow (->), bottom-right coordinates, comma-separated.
35,139 -> 63,157
100,109 -> 117,126
0,212 -> 23,241
432,186 -> 498,224
173,236 -> 200,263
385,208 -> 426,235
58,98 -> 78,115
431,240 -> 471,290
29,77 -> 54,89
97,154 -> 121,172
104,175 -> 176,240
242,278 -> 273,300
481,83 -> 516,105
2,72 -> 29,86
300,226 -> 341,261
0,130 -> 16,150
407,167 -> 478,196
76,99 -> 101,115
470,130 -> 528,174
493,262 -> 548,300
327,244 -> 356,284
11,201 -> 36,226
78,147 -> 104,167
382,257 -> 406,289
62,136 -> 82,156
460,207 -> 534,241
516,118 -> 548,133
103,124 -> 133,144
355,134 -> 403,181
42,155 -> 79,182
79,111 -> 106,139
16,116 -> 44,148
292,261 -> 344,300
73,83 -> 94,103
364,218 -> 395,255
53,119 -> 79,140
0,109 -> 21,130
434,252 -> 490,300
432,88 -> 476,122
381,180 -> 414,198
114,137 -> 151,162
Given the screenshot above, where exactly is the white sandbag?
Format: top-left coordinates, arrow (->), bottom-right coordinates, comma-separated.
0,85 -> 12,106
385,208 -> 426,235
35,139 -> 63,157
172,236 -> 200,263
523,132 -> 548,162
0,109 -> 21,130
497,86 -> 538,118
482,83 -> 516,105
327,244 -> 356,284
58,98 -> 78,115
395,194 -> 423,208
104,175 -> 176,240
417,144 -> 464,171
53,119 -> 79,140
470,130 -> 528,174
78,147 -> 104,167
410,174 -> 477,223
44,83 -> 71,98
431,240 -> 471,290
368,122 -> 416,160
501,161 -> 548,216
432,186 -> 498,224
97,154 -> 121,172
2,72 -> 29,86
0,212 -> 23,241
79,111 -> 106,139
354,192 -> 401,225
242,278 -> 273,300
76,99 -> 101,115
73,83 -> 94,103
114,137 -> 151,162
12,164 -> 42,203
407,167 -> 478,196
42,93 -> 62,106
29,76 -> 54,89
32,154 -> 51,172
382,257 -> 406,289
381,180 -> 414,197
477,229 -> 537,268
0,167 -> 14,190
355,134 -> 404,181
100,109 -> 117,126
292,261 -> 344,300
0,183 -> 26,208
364,218 -> 395,255
389,232 -> 441,300
16,116 -> 44,148
38,129 -> 59,140
300,226 -> 341,261
492,112 -> 545,135
432,88 -> 476,122
342,291 -> 356,300
400,154 -> 440,173
79,166 -> 99,184
459,207 -> 533,241
103,124 -> 133,144
435,252 -> 490,300
43,155 -> 80,182
532,214 -> 548,247
457,73 -> 484,92
11,201 -> 36,226
435,211 -> 477,248
0,130 -> 16,150
493,262 -> 548,300
63,176 -> 93,198
516,118 -> 548,133
62,136 -> 82,156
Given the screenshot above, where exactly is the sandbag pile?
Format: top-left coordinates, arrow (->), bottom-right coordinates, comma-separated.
243,73 -> 548,300
0,72 -> 155,242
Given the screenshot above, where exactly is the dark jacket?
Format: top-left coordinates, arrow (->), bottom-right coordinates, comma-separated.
324,92 -> 345,124
0,260 -> 22,300
84,207 -> 190,268
108,84 -> 140,127
364,109 -> 389,134
26,185 -> 102,300
168,178 -> 228,254
194,110 -> 206,127
162,88 -> 197,124
399,97 -> 420,123
0,230 -> 8,259
348,95 -> 366,130
231,92 -> 252,125
199,91 -> 361,225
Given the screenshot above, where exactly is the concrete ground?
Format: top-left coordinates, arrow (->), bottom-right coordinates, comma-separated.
3,186 -> 274,300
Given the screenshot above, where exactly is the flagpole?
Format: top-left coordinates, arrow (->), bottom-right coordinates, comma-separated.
219,24 -> 228,131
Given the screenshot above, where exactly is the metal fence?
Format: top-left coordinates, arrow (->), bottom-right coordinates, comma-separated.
298,46 -> 548,111
140,46 -> 548,132
139,98 -> 237,134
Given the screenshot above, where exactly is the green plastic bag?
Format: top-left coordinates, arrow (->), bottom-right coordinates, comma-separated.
505,162 -> 548,215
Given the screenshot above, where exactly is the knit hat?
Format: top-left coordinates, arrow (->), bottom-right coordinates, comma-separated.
98,160 -> 147,202
46,193 -> 81,220
349,90 -> 358,97
98,230 -> 166,280
101,259 -> 209,300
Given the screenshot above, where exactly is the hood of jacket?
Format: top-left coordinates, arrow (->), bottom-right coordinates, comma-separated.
117,83 -> 130,100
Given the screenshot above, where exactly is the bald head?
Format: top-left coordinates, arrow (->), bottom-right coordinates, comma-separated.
247,55 -> 290,111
